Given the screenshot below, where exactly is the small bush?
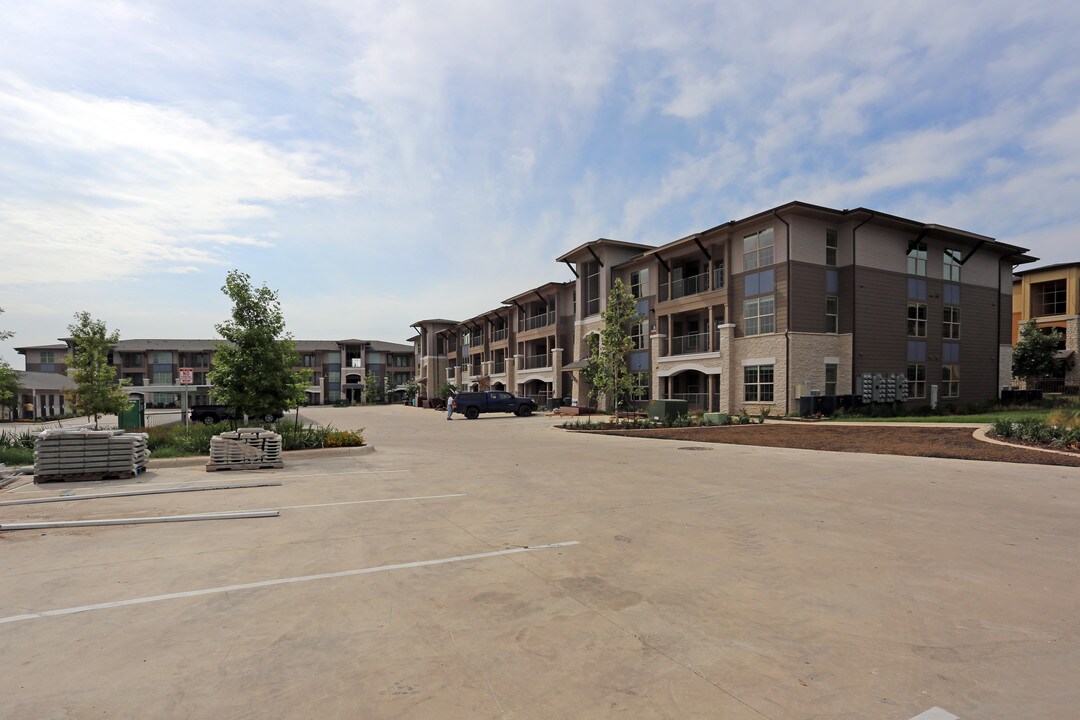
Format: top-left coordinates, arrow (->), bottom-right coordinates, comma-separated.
758,407 -> 771,424
325,430 -> 365,447
0,429 -> 37,451
0,446 -> 34,466
671,413 -> 691,428
737,410 -> 751,425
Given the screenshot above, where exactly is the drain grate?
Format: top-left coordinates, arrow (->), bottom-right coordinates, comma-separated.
677,446 -> 712,451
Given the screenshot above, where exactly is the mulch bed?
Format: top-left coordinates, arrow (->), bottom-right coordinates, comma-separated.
592,424 -> 1080,467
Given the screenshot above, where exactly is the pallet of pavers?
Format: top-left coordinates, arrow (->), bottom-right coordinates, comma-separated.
206,428 -> 284,472
34,428 -> 150,482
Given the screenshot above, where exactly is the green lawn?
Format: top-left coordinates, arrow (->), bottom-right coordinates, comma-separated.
829,408 -> 1058,424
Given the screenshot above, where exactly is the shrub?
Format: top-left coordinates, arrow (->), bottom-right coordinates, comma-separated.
758,407 -> 771,424
737,410 -> 751,425
990,417 -> 1016,438
0,446 -> 33,466
0,429 -> 37,451
325,430 -> 365,447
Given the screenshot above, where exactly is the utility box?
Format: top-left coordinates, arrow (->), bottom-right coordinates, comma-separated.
118,399 -> 145,430
647,399 -> 689,424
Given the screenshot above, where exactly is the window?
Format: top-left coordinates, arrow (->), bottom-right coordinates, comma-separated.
583,261 -> 600,316
630,269 -> 650,299
826,229 -> 838,266
152,371 -> 172,385
1033,279 -> 1067,316
712,258 -> 725,290
744,296 -> 775,336
906,363 -> 926,399
825,363 -> 838,396
942,365 -> 959,398
630,320 -> 647,350
907,302 -> 927,337
303,354 -> 316,367
826,296 -> 838,333
943,306 -> 960,339
153,351 -> 174,364
743,228 -> 775,270
632,372 -> 650,401
40,351 -> 55,364
944,249 -> 961,281
744,365 -> 775,402
907,241 -> 927,276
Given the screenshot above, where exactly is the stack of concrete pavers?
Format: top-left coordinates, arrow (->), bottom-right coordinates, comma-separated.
207,428 -> 283,471
34,428 -> 149,482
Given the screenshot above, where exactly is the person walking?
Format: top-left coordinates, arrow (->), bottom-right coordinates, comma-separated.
445,392 -> 456,420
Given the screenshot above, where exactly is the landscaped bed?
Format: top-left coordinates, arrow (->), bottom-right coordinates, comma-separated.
585,423 -> 1080,467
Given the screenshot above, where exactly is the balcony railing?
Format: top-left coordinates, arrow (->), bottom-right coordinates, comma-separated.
523,353 -> 550,370
471,363 -> 482,376
493,328 -> 508,342
667,392 -> 709,411
524,391 -> 551,405
669,332 -> 711,355
492,360 -> 506,374
659,271 -> 711,302
471,335 -> 484,347
519,311 -> 555,332
713,267 -> 725,291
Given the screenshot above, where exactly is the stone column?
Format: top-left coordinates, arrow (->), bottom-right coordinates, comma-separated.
715,323 -> 735,413
649,332 -> 666,401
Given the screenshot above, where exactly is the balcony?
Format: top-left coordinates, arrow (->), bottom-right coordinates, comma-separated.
493,328 -> 509,342
471,362 -> 482,376
518,311 -> 555,332
523,353 -> 550,370
470,335 -> 484,347
669,332 -> 711,355
659,271 -> 711,302
492,360 -> 506,374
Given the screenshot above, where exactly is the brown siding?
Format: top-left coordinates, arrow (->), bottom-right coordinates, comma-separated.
851,268 -> 907,376
788,261 -> 853,334
732,263 -> 787,338
957,284 -> 1005,403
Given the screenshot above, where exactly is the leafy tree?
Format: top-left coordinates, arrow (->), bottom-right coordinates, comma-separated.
437,382 -> 457,400
208,270 -> 310,421
64,312 -> 131,428
583,278 -> 643,411
1013,319 -> 1063,387
364,370 -> 380,403
0,308 -> 21,418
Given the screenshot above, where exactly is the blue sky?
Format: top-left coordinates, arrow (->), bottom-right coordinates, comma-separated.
2,0 -> 1079,366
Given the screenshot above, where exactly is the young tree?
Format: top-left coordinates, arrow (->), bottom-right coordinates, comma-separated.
0,307 -> 22,418
64,312 -> 131,428
583,278 -> 643,411
364,370 -> 379,403
1013,319 -> 1063,388
208,270 -> 310,422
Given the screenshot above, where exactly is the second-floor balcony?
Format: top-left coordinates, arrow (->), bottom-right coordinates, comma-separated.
470,335 -> 484,347
668,331 -> 713,356
493,328 -> 509,342
471,362 -> 482,376
523,353 -> 550,370
492,360 -> 506,374
519,311 -> 555,332
659,271 -> 715,302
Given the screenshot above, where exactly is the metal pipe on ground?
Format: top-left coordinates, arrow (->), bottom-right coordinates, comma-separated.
0,510 -> 279,531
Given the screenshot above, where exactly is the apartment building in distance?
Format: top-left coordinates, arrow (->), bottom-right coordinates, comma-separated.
1011,262 -> 1080,390
413,201 -> 1034,413
15,337 -> 414,408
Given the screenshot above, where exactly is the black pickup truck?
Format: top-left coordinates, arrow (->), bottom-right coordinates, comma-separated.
189,405 -> 284,424
452,391 -> 537,420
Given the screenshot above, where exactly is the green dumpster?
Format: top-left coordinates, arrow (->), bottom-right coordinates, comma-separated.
118,399 -> 145,429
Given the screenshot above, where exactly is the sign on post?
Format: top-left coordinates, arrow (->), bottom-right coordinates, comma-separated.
178,367 -> 194,385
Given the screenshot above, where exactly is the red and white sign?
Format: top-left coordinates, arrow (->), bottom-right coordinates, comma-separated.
178,367 -> 194,385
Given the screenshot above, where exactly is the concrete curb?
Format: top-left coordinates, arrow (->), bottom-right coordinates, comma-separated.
971,426 -> 1080,458
150,444 -> 375,468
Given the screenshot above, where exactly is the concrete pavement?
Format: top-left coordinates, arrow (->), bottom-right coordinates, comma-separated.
2,404 -> 1078,718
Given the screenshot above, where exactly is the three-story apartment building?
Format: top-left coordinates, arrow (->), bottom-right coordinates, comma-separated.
1012,262 -> 1080,390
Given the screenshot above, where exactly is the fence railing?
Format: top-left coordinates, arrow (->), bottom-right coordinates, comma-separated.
669,332 -> 711,355
523,353 -> 550,370
493,328 -> 508,341
519,311 -> 555,332
659,271 -> 711,302
492,360 -> 506,374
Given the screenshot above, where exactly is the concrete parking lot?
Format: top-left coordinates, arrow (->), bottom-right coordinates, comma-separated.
2,405 -> 1078,718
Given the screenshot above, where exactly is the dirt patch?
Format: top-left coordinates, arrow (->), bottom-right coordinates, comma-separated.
593,424 -> 1080,467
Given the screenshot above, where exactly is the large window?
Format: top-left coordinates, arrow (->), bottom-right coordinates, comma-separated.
944,249 -> 961,281
906,363 -> 926,399
907,241 -> 927,276
632,372 -> 650,401
826,296 -> 838,333
40,351 -> 55,364
630,269 -> 649,299
1033,279 -> 1067,316
744,296 -> 775,335
942,365 -> 959,398
630,320 -> 647,350
943,306 -> 960,339
152,371 -> 172,385
826,229 -> 838,266
743,228 -> 775,270
153,351 -> 174,364
583,261 -> 600,316
907,302 -> 927,337
825,363 -> 838,396
744,365 -> 774,402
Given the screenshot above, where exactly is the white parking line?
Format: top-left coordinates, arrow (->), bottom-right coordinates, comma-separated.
0,541 -> 580,625
10,469 -> 408,493
909,708 -> 958,720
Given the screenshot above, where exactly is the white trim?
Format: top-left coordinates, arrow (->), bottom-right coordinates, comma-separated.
517,372 -> 555,384
824,356 -> 840,365
658,363 -> 722,378
658,351 -> 720,363
741,357 -> 776,366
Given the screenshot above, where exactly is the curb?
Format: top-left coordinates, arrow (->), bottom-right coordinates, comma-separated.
971,426 -> 1080,458
149,444 -> 375,469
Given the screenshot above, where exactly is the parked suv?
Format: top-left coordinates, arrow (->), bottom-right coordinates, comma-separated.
189,404 -> 284,425
452,391 -> 536,420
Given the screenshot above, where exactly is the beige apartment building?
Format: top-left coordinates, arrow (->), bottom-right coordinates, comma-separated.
413,201 -> 1034,414
1011,262 -> 1080,390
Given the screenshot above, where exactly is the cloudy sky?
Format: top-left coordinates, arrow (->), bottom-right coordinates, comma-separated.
2,0 -> 1078,364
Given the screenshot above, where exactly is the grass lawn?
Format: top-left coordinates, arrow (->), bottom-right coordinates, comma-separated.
830,408 -> 1059,423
